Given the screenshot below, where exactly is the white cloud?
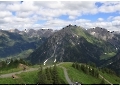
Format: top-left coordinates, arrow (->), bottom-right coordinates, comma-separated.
0,19 -> 6,24
36,8 -> 63,18
20,1 -> 38,12
112,20 -> 120,26
6,3 -> 20,11
0,3 -> 7,11
34,1 -> 64,9
16,11 -> 33,18
99,5 -> 115,13
75,19 -> 91,23
7,1 -> 38,12
34,1 -> 97,18
0,1 -> 20,4
0,11 -> 12,18
98,18 -> 104,21
98,1 -> 120,13
44,18 -> 70,28
4,17 -> 13,23
62,1 -> 95,10
0,1 -> 120,31
113,16 -> 120,20
68,16 -> 76,20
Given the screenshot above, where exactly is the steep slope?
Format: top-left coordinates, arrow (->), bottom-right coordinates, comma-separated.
87,27 -> 120,49
108,33 -> 120,49
87,27 -> 120,75
27,25 -> 116,65
60,62 -> 120,85
0,30 -> 35,58
87,27 -> 113,41
102,51 -> 120,76
0,29 -> 54,59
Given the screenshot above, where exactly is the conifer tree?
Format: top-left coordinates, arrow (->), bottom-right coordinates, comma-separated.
45,67 -> 53,84
85,66 -> 89,74
49,67 -> 52,75
38,65 -> 48,84
52,64 -> 61,84
95,69 -> 99,78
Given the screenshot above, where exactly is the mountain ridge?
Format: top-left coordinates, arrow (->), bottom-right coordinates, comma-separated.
0,28 -> 54,59
27,25 -> 116,66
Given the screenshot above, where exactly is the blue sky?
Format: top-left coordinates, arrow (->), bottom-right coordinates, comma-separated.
0,1 -> 120,31
95,2 -> 103,7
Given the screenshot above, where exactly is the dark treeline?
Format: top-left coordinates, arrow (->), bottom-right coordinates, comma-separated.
72,62 -> 99,78
72,62 -> 104,84
100,67 -> 116,75
37,64 -> 66,85
71,62 -> 118,84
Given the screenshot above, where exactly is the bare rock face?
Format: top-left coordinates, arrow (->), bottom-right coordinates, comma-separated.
87,27 -> 114,41
26,29 -> 54,38
87,27 -> 120,48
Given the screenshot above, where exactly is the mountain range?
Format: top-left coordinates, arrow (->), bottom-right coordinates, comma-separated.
87,27 -> 120,49
0,28 -> 53,59
0,25 -> 120,75
27,25 -> 118,65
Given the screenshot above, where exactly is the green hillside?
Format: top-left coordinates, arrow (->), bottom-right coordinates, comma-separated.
60,62 -> 120,85
0,65 -> 67,84
71,27 -> 117,56
0,62 -> 119,85
0,30 -> 46,59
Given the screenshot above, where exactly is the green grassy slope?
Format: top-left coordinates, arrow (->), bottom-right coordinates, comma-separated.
100,52 -> 116,60
60,62 -> 120,85
71,27 -> 117,60
0,66 -> 67,84
99,72 -> 120,84
0,70 -> 39,84
0,62 -> 119,84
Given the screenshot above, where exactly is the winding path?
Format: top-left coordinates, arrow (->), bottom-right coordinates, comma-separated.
0,63 -> 63,78
0,62 -> 113,85
60,66 -> 74,84
0,68 -> 38,78
99,74 -> 113,85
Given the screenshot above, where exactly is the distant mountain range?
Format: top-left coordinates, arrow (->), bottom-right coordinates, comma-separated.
87,27 -> 120,49
86,27 -> 120,75
0,28 -> 54,59
0,26 -> 120,75
7,28 -> 54,38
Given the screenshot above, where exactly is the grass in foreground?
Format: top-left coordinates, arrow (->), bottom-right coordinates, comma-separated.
0,65 -> 67,84
0,68 -> 22,75
99,72 -> 120,84
60,62 -> 120,85
0,70 -> 39,84
0,62 -> 120,85
60,62 -> 102,84
57,67 -> 68,84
